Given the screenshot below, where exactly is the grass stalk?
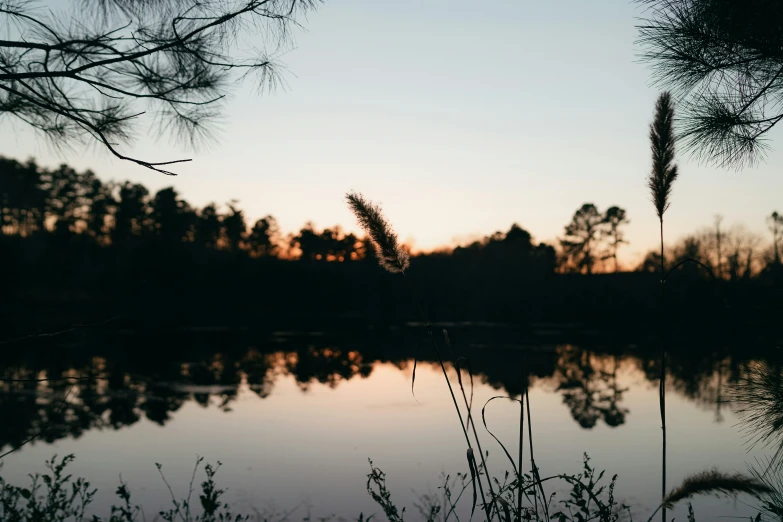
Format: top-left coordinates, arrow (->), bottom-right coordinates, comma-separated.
403,274 -> 495,521
648,91 -> 677,522
518,368 -> 525,522
526,375 -> 548,521
660,218 -> 667,522
444,330 -> 501,520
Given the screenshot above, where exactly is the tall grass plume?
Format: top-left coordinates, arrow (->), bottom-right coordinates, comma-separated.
646,469 -> 772,522
663,470 -> 770,508
346,191 -> 409,273
648,92 -> 679,221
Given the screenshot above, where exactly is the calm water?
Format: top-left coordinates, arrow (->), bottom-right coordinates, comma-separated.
0,325 -> 775,520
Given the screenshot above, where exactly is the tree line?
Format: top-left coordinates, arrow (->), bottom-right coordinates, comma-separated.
2,156 -> 781,279
0,155 -> 634,273
1,156 -> 285,257
2,155 -> 781,338
637,213 -> 783,281
0,156 -> 555,269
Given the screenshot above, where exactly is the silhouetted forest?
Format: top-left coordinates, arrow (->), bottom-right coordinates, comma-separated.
2,156 -> 781,340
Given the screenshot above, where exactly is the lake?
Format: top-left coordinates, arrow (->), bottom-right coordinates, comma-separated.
0,324 -> 776,521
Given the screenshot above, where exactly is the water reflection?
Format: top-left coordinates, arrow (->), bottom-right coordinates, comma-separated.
551,347 -> 628,428
0,327 -> 777,453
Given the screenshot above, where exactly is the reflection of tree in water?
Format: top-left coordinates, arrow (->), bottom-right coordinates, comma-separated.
184,352 -> 242,411
552,345 -> 628,429
599,355 -> 628,427
0,332 -> 772,451
282,347 -> 372,391
0,344 -> 374,452
468,348 -> 557,398
242,349 -> 279,399
657,350 -> 744,422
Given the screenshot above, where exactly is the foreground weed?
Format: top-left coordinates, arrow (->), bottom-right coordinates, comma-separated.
0,455 -> 250,522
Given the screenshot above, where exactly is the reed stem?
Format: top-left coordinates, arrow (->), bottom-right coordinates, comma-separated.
403,272 -> 495,522
526,378 -> 548,521
518,369 -> 525,522
659,218 -> 667,522
445,331 -> 501,520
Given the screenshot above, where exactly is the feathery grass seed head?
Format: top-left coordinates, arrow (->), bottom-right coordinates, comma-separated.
345,191 -> 410,273
662,469 -> 772,509
649,91 -> 679,221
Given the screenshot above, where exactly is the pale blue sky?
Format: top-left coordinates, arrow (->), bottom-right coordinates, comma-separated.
2,0 -> 781,265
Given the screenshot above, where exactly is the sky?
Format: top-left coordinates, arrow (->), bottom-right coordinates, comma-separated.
2,0 -> 782,266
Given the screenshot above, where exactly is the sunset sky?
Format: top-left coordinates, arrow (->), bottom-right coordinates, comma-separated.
2,0 -> 782,266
